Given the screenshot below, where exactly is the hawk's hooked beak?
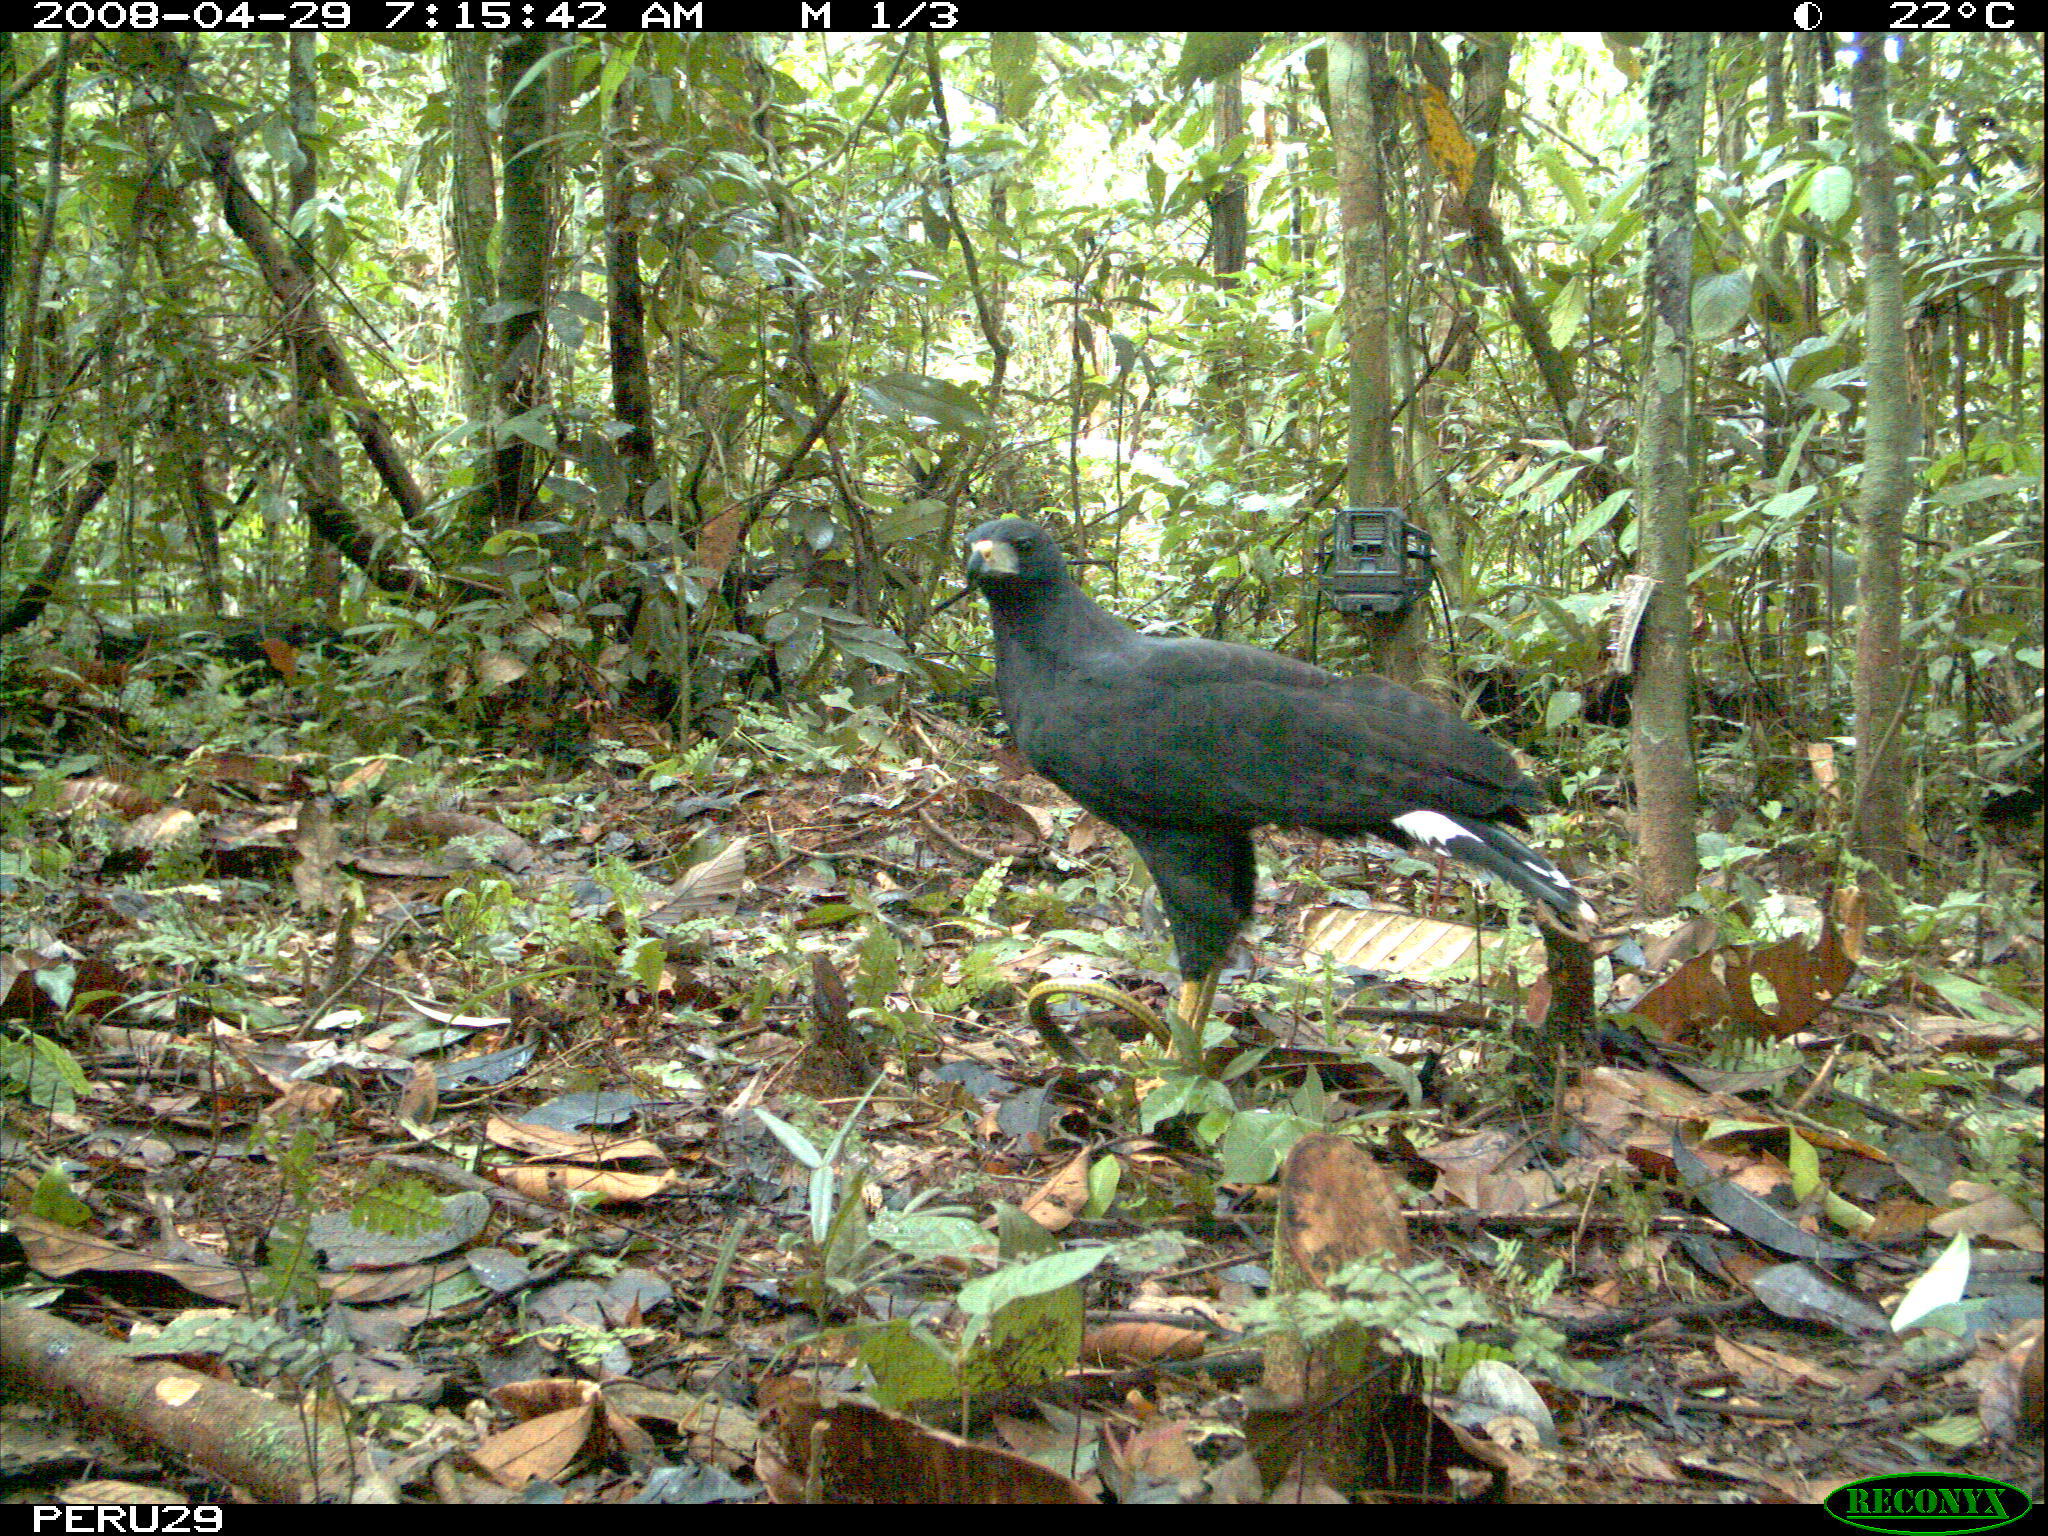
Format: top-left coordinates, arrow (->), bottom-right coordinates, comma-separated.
965,536 -> 1018,579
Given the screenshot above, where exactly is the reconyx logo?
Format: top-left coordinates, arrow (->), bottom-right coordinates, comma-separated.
1824,1473 -> 2032,1534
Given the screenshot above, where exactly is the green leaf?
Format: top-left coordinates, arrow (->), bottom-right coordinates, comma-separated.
1892,1233 -> 1971,1333
1216,1110 -> 1317,1184
1085,1156 -> 1122,1218
829,634 -> 914,673
621,935 -> 665,993
1805,164 -> 1854,224
1174,33 -> 1262,87
752,1106 -> 823,1169
1915,970 -> 2039,1027
796,903 -> 862,930
1544,687 -> 1583,731
996,1201 -> 1060,1260
1786,1129 -> 1819,1201
989,33 -> 1041,120
820,1169 -> 871,1271
30,1165 -> 92,1227
959,1285 -> 1084,1393
2,1033 -> 88,1112
1756,485 -> 1819,523
1140,1073 -> 1235,1134
1562,489 -> 1632,551
858,373 -> 989,434
869,1210 -> 990,1261
856,1319 -> 960,1408
501,409 -> 557,451
852,922 -> 901,1014
871,498 -> 951,544
957,1246 -> 1109,1316
1536,145 -> 1590,222
1547,275 -> 1586,350
1691,270 -> 1752,341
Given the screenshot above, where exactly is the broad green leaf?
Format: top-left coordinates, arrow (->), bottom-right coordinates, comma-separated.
1692,271 -> 1753,341
1544,688 -> 1582,731
857,1319 -> 959,1409
621,935 -> 664,993
1139,1073 -> 1234,1132
752,1106 -> 822,1169
869,1211 -> 990,1262
1787,1129 -> 1819,1201
1547,275 -> 1587,351
1805,164 -> 1854,224
858,373 -> 989,434
957,1246 -> 1109,1316
959,1286 -> 1083,1393
1216,1110 -> 1317,1184
1175,33 -> 1262,87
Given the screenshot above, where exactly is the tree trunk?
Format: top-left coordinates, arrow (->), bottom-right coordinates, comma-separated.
1629,32 -> 1707,915
1329,34 -> 1425,687
1848,34 -> 1913,912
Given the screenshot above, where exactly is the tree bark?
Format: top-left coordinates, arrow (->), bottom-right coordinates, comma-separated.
1628,32 -> 1707,914
1848,34 -> 1913,910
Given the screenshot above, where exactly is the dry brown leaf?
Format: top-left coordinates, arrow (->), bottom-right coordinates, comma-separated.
695,505 -> 747,575
59,1482 -> 189,1505
1712,1334 -> 1844,1391
1103,1418 -> 1203,1485
484,1114 -> 664,1163
1280,1133 -> 1412,1284
601,1381 -> 759,1466
394,1060 -> 438,1125
965,786 -> 1055,842
1080,1321 -> 1207,1366
1631,907 -> 1858,1041
1928,1188 -> 2043,1250
379,810 -> 536,872
260,1082 -> 349,1125
492,1164 -> 675,1205
2015,1323 -> 2043,1436
324,1259 -> 471,1304
119,807 -> 200,852
471,1397 -> 599,1487
11,1214 -> 253,1303
291,796 -> 348,912
1299,905 -> 1536,980
335,758 -> 393,795
1019,1151 -> 1092,1232
1805,741 -> 1839,798
184,751 -> 286,791
58,778 -> 160,817
757,1379 -> 1094,1503
675,836 -> 751,900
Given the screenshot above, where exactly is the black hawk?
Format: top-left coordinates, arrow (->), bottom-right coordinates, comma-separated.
964,516 -> 1595,1037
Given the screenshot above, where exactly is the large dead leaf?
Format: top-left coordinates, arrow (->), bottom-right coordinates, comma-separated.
484,1114 -> 664,1163
1080,1320 -> 1206,1366
1299,905 -> 1538,981
56,777 -> 160,817
492,1164 -> 675,1205
11,1214 -> 254,1303
756,1380 -> 1094,1503
1630,899 -> 1860,1041
473,1380 -> 601,1487
1279,1133 -> 1412,1284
